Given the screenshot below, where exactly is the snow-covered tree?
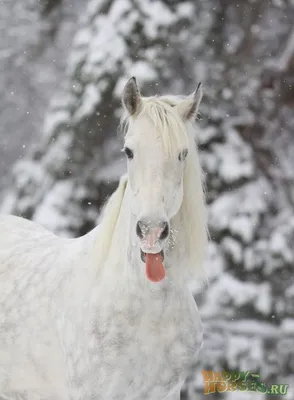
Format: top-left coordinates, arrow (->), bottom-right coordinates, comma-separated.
1,0 -> 294,398
0,0 -> 80,181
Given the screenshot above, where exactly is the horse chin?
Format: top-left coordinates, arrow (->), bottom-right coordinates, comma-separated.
140,249 -> 164,263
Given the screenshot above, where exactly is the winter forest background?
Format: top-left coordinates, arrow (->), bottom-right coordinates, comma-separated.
0,0 -> 294,398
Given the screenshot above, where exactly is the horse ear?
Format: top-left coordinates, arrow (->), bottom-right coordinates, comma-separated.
176,82 -> 203,121
122,77 -> 142,115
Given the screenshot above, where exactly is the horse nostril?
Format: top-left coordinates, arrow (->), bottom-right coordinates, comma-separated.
159,221 -> 169,240
136,219 -> 169,240
136,221 -> 144,238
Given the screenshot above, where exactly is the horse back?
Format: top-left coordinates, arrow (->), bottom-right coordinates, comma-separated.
0,214 -> 58,268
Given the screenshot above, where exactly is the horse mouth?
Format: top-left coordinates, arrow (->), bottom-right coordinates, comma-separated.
140,249 -> 164,263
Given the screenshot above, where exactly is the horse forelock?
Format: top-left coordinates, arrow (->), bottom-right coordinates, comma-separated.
120,95 -> 192,159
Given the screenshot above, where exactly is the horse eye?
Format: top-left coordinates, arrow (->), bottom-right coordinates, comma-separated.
123,147 -> 134,159
178,149 -> 188,161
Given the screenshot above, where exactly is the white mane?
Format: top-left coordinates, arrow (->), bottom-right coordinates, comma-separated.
93,173 -> 128,268
100,95 -> 208,278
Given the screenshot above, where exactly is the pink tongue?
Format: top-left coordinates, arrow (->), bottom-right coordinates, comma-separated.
145,253 -> 165,282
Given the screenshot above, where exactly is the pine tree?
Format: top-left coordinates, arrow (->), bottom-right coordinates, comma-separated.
1,0 -> 294,399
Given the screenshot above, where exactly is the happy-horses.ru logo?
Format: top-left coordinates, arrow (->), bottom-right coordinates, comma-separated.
202,370 -> 289,395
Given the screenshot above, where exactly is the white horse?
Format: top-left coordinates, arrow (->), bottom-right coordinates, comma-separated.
0,77 -> 207,400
